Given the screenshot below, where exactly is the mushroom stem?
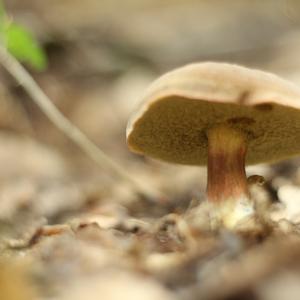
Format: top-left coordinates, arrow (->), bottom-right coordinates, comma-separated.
206,124 -> 253,227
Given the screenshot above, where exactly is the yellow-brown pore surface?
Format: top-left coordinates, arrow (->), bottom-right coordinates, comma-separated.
127,63 -> 300,165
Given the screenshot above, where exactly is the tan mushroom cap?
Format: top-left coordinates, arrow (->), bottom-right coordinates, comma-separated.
126,62 -> 300,165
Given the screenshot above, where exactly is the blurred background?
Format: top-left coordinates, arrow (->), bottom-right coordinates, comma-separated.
2,1 -> 300,300
3,0 -> 300,196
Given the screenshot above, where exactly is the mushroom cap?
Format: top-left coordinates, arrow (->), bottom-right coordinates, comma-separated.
126,62 -> 300,165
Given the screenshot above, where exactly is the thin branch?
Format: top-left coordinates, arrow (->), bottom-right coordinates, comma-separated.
0,45 -> 162,200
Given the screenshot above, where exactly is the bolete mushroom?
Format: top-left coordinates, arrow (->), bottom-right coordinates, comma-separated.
126,62 -> 300,228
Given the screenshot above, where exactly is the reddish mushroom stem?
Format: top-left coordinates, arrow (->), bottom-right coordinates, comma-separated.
206,124 -> 253,227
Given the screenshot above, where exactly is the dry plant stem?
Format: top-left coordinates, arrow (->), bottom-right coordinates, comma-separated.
207,124 -> 253,227
0,45 -> 161,199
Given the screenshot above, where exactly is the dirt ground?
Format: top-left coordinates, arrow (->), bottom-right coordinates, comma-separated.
2,1 -> 300,300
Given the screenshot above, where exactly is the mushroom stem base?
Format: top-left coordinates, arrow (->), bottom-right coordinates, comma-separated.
206,124 -> 253,228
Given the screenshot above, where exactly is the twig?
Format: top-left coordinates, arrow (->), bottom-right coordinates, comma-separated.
0,45 -> 162,200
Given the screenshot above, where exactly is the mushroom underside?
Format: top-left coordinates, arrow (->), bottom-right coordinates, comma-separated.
127,96 -> 300,165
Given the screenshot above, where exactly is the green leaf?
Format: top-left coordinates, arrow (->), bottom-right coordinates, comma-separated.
4,22 -> 47,71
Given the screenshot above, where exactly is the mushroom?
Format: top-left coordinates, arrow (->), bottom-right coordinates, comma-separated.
126,62 -> 300,228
